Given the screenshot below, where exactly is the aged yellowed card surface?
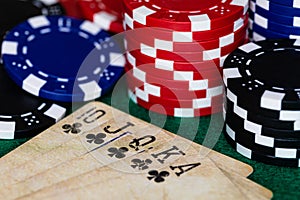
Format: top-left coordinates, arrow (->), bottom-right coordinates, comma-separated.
16,152 -> 272,200
18,155 -> 247,200
0,102 -> 252,181
18,153 -> 272,200
0,102 -> 262,199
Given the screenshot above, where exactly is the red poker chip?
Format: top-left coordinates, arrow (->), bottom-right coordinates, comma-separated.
78,0 -> 124,33
128,83 -> 224,108
126,71 -> 224,100
126,51 -> 226,72
100,0 -> 124,19
126,58 -> 221,81
123,0 -> 248,32
124,21 -> 247,52
125,63 -> 223,90
124,13 -> 248,42
131,86 -> 224,108
59,0 -> 84,18
128,90 -> 223,117
125,35 -> 245,62
78,0 -> 123,19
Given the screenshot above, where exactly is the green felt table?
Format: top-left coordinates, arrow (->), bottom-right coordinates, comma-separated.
0,91 -> 299,200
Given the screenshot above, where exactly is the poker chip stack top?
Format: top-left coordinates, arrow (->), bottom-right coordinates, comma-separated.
223,39 -> 300,167
249,0 -> 300,41
122,0 -> 249,117
78,0 -> 124,33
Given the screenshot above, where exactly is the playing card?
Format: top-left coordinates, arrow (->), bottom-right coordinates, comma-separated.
0,102 -> 254,199
19,155 -> 250,199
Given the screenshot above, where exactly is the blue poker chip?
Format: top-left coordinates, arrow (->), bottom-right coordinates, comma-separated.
250,25 -> 286,41
266,20 -> 300,35
250,1 -> 299,27
1,15 -> 125,102
252,0 -> 300,17
269,0 -> 300,8
249,19 -> 299,41
252,12 -> 300,35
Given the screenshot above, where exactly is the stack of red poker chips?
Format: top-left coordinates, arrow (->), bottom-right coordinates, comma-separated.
123,0 -> 249,117
78,0 -> 124,33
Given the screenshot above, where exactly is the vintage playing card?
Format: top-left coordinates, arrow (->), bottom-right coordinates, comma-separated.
0,114 -> 248,199
0,102 -> 252,181
0,119 -> 161,188
18,154 -> 270,200
221,170 -> 273,200
0,102 -> 254,198
0,102 -> 111,181
15,152 -> 272,200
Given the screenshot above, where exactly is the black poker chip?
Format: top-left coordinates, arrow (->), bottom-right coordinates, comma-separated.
227,89 -> 300,122
0,0 -> 65,40
0,63 -> 66,139
225,110 -> 300,148
226,97 -> 300,132
223,39 -> 300,112
224,123 -> 300,157
223,39 -> 300,167
224,131 -> 300,168
225,105 -> 300,141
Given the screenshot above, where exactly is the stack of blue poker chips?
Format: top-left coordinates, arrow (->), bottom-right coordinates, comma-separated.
249,0 -> 300,41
